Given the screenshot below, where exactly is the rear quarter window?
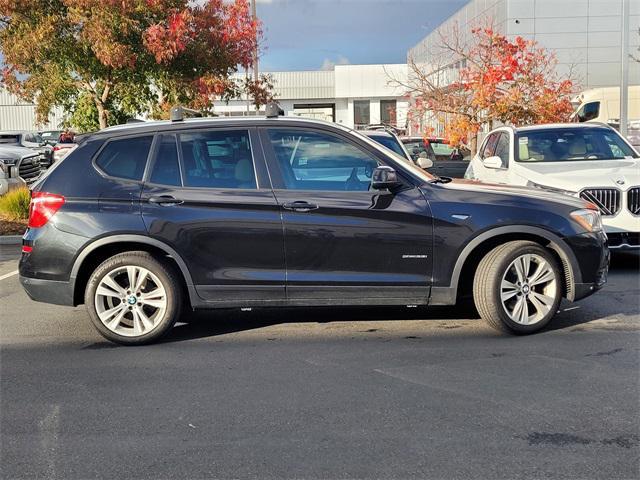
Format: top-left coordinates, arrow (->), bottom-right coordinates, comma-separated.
95,136 -> 153,181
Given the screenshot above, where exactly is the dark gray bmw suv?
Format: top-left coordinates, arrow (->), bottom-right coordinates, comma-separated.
19,108 -> 609,344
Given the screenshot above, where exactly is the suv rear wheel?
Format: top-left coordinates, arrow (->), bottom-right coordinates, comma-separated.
85,251 -> 182,345
473,241 -> 562,334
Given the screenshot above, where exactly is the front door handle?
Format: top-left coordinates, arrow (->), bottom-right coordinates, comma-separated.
148,195 -> 183,206
282,201 -> 319,212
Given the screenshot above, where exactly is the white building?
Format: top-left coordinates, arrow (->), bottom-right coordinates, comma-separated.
407,0 -> 640,136
214,64 -> 410,130
0,89 -> 64,131
409,0 -> 640,89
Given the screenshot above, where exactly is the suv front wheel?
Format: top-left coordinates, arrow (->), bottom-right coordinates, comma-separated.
474,241 -> 562,334
85,251 -> 182,345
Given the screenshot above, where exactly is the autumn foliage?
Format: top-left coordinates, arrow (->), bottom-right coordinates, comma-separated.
0,0 -> 264,129
406,25 -> 575,151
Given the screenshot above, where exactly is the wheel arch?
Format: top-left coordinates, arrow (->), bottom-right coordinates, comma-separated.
431,226 -> 581,305
70,235 -> 198,307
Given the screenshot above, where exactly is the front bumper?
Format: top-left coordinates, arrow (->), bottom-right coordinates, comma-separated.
564,231 -> 609,301
19,275 -> 74,306
605,231 -> 640,250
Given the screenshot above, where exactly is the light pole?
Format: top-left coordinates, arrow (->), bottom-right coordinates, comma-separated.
251,0 -> 259,112
620,0 -> 630,137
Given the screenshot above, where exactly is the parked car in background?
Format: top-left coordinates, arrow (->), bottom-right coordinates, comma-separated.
52,139 -> 78,163
39,130 -> 62,146
19,109 -> 608,345
0,146 -> 41,195
361,130 -> 411,160
465,123 -> 640,249
0,131 -> 53,168
402,136 -> 471,178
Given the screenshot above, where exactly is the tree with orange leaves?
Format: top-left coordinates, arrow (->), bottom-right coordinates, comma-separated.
0,0 -> 262,129
403,24 -> 575,153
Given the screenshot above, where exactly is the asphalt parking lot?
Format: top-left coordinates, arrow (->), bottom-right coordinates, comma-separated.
1,244 -> 639,480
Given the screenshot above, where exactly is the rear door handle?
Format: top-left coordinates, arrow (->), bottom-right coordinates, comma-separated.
282,201 -> 319,212
148,195 -> 183,206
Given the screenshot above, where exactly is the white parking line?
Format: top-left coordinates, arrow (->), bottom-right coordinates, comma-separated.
0,270 -> 18,281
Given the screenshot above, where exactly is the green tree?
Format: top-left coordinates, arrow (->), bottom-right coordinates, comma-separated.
0,0 -> 260,130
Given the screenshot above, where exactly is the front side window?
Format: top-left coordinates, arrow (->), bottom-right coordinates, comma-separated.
354,100 -> 370,128
494,133 -> 510,166
516,128 -> 638,162
95,136 -> 153,181
481,133 -> 500,159
576,102 -> 600,122
179,130 -> 256,189
268,129 -> 380,191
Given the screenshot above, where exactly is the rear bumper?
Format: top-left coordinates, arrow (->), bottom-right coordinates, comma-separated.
19,275 -> 74,306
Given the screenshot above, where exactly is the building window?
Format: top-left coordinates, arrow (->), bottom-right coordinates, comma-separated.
380,100 -> 397,126
354,100 -> 370,128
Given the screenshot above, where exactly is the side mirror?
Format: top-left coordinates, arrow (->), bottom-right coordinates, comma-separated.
482,155 -> 503,169
371,166 -> 402,191
416,157 -> 433,169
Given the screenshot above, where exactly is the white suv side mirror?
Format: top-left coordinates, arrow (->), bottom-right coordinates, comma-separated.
482,156 -> 503,169
416,157 -> 433,169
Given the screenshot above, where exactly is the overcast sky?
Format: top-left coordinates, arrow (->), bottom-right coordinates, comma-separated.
255,0 -> 468,71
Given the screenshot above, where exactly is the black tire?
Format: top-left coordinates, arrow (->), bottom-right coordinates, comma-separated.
84,251 -> 182,345
473,241 -> 562,334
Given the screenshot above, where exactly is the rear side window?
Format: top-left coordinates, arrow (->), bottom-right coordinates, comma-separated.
179,129 -> 256,189
95,136 -> 153,180
149,135 -> 181,186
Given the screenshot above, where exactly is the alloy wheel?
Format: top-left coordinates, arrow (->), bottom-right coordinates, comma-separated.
500,253 -> 558,325
94,266 -> 167,337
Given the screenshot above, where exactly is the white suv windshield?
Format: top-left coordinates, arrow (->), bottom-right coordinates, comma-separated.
516,128 -> 638,162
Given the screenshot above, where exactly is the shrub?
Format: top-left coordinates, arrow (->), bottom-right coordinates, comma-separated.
0,187 -> 30,221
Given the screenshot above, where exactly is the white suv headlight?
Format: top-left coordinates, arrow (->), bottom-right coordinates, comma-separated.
526,181 -> 576,196
570,209 -> 603,232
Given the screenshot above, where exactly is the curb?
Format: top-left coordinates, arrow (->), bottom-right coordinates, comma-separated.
0,235 -> 22,245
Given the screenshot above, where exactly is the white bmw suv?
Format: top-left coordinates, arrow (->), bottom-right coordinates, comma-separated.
465,123 -> 640,249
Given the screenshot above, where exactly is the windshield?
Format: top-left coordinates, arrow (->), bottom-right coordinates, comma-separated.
351,130 -> 435,182
515,128 -> 639,162
369,134 -> 407,158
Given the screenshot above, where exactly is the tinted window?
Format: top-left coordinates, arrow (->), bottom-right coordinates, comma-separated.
95,136 -> 153,180
0,134 -> 20,144
369,134 -> 406,157
354,100 -> 370,128
494,133 -> 510,165
268,129 -> 380,191
149,135 -> 181,186
179,130 -> 256,189
516,128 -> 638,162
576,102 -> 600,122
481,133 -> 500,158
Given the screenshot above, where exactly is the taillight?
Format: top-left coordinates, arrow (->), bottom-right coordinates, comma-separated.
28,192 -> 65,228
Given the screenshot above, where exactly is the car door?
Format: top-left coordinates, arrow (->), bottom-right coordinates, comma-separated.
141,129 -> 286,305
260,126 -> 433,305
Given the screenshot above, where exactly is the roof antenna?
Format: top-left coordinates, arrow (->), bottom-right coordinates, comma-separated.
266,102 -> 284,118
170,106 -> 184,122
